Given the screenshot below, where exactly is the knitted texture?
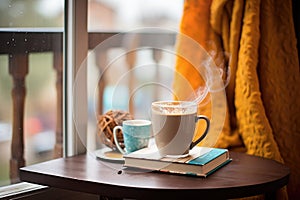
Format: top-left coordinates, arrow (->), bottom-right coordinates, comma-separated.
173,0 -> 300,198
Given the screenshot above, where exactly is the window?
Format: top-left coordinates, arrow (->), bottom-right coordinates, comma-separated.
0,0 -> 183,186
0,0 -> 64,186
85,0 -> 183,153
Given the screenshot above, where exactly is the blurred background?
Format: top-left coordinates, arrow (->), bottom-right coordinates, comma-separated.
0,0 -> 183,186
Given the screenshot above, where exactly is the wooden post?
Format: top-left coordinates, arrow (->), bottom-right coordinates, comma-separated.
126,50 -> 136,115
95,49 -> 107,115
53,48 -> 63,158
126,34 -> 139,115
152,48 -> 162,101
9,53 -> 28,183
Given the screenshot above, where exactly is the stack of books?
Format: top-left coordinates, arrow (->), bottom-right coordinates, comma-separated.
123,145 -> 231,177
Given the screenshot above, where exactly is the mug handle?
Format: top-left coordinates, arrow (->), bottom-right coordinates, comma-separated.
189,115 -> 210,150
113,126 -> 126,154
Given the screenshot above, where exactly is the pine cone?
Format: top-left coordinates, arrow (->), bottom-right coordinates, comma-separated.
97,110 -> 133,149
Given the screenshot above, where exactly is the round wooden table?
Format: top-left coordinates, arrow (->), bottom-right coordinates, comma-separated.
20,151 -> 290,199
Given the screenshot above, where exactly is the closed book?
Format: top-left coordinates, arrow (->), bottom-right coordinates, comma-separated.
123,146 -> 231,177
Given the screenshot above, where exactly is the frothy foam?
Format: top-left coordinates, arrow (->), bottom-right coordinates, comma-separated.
152,101 -> 197,115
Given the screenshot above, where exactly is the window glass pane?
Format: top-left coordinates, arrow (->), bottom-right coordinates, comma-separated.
87,0 -> 183,151
0,0 -> 63,186
88,0 -> 183,31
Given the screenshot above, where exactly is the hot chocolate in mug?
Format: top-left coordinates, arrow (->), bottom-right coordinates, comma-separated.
151,101 -> 210,156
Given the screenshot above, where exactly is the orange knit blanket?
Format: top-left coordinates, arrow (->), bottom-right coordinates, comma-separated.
173,0 -> 300,198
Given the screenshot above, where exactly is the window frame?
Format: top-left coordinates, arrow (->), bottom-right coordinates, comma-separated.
64,0 -> 88,157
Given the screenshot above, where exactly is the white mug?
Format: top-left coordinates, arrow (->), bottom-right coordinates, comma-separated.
151,101 -> 210,156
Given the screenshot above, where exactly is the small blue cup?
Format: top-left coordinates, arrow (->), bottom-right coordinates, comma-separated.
113,119 -> 151,154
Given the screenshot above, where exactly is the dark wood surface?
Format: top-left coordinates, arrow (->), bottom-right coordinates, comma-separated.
19,151 -> 289,199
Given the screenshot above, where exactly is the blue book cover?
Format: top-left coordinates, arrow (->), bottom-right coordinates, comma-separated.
188,148 -> 228,165
124,146 -> 231,177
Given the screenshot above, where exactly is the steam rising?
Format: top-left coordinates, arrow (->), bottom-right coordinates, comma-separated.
176,35 -> 230,106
